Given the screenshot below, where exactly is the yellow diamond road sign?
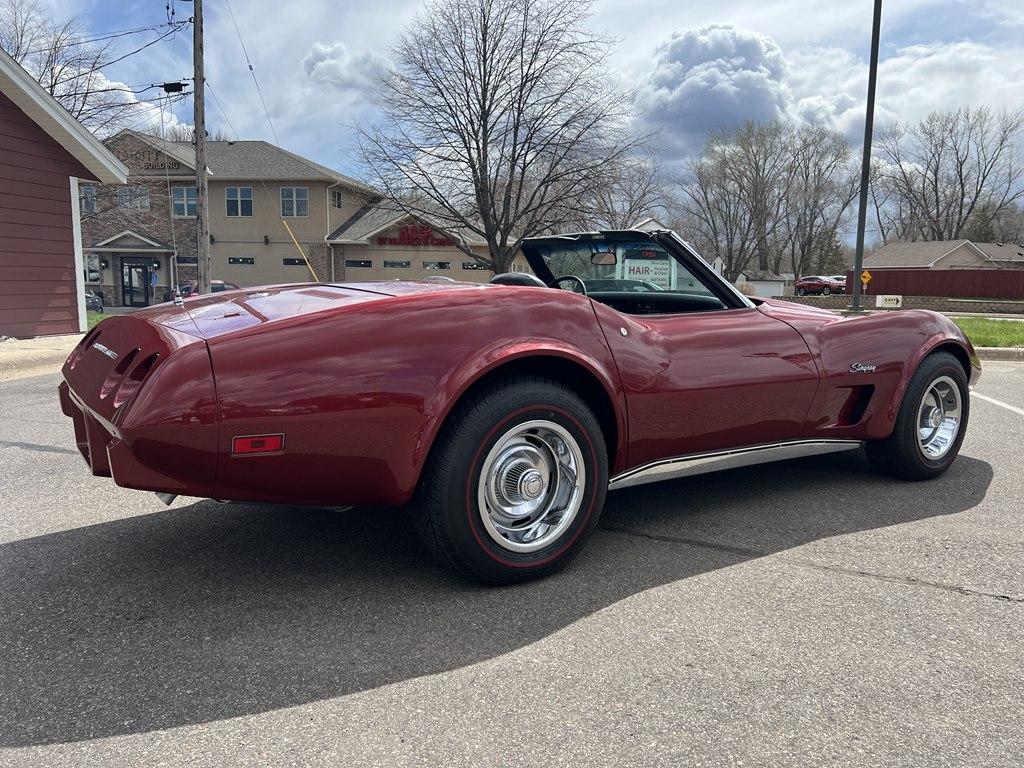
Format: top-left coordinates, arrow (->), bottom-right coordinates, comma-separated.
861,269 -> 872,285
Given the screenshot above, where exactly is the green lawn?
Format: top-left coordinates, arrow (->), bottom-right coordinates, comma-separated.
86,310 -> 104,329
952,317 -> 1024,348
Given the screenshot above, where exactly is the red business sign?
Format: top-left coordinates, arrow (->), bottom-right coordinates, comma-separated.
377,224 -> 454,247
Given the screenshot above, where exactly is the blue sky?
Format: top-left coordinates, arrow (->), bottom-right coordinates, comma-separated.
48,0 -> 1024,174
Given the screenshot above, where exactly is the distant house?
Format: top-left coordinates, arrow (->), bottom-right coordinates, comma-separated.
863,240 -> 1024,271
736,268 -> 787,297
0,47 -> 127,338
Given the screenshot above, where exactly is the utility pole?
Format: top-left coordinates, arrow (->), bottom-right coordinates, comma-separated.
850,0 -> 882,313
193,0 -> 211,293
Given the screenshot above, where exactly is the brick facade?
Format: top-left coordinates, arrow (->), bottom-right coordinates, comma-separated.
778,294 -> 1024,315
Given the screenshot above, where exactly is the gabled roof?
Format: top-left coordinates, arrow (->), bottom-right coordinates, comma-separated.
973,242 -> 1024,263
87,229 -> 174,251
0,47 -> 127,184
111,129 -> 197,170
863,240 -> 984,268
328,199 -> 487,246
109,130 -> 377,193
863,239 -> 1024,268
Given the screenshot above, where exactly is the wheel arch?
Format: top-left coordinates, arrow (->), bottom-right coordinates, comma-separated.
417,349 -> 627,488
874,336 -> 976,439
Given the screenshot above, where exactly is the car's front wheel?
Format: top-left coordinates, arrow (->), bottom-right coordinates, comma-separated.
823,287 -> 832,295
412,376 -> 608,584
865,351 -> 969,480
797,287 -> 807,296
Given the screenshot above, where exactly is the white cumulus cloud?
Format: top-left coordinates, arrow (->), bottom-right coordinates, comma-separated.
302,41 -> 391,98
634,24 -> 791,157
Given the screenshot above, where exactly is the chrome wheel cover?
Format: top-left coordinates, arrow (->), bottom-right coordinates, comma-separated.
477,419 -> 585,553
917,375 -> 962,460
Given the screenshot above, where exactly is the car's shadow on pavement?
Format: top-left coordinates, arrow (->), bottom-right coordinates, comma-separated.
0,451 -> 993,747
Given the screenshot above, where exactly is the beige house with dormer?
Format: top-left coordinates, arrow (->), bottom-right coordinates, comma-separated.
79,130 -> 523,307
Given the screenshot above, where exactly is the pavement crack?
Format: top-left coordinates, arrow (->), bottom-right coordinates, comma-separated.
0,439 -> 79,456
600,524 -> 766,559
781,557 -> 1024,604
602,524 -> 1023,604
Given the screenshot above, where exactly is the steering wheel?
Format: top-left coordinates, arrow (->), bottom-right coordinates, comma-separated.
549,275 -> 588,296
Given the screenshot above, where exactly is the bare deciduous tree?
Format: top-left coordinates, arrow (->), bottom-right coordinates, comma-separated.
582,151 -> 668,230
780,126 -> 858,277
0,0 -> 184,135
137,123 -> 233,143
677,122 -> 794,281
874,107 -> 1024,242
357,0 -> 643,272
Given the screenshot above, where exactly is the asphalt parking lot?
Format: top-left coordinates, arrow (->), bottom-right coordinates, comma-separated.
1,365 -> 1022,767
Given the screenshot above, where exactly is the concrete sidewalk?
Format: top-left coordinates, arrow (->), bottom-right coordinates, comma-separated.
0,334 -> 81,382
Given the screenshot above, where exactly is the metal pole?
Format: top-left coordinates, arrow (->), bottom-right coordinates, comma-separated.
851,0 -> 882,313
193,0 -> 211,293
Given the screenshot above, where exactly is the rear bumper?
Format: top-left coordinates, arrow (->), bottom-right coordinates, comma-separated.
59,315 -> 220,498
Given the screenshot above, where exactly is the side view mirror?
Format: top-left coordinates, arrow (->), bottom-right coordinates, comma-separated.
591,249 -> 616,266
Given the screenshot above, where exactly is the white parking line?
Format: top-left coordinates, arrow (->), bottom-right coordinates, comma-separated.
972,391 -> 1024,417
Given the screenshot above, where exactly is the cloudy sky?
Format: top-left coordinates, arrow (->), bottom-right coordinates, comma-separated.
49,0 -> 1024,173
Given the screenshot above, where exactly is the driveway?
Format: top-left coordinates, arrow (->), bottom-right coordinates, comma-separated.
1,364 -> 1021,767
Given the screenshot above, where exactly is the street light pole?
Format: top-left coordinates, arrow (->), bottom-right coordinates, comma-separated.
851,0 -> 882,313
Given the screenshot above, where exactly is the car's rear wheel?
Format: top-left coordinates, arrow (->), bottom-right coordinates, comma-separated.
797,287 -> 807,296
823,287 -> 832,295
865,352 -> 969,480
411,376 -> 607,584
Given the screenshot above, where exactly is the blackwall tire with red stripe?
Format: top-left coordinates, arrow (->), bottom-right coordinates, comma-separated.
411,376 -> 608,584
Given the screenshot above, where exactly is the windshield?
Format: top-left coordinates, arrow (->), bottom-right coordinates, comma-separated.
533,240 -> 715,296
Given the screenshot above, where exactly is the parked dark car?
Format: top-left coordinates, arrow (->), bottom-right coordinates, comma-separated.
84,291 -> 103,313
177,280 -> 241,298
795,275 -> 845,296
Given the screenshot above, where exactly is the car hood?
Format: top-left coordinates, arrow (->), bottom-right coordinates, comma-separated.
136,281 -> 489,339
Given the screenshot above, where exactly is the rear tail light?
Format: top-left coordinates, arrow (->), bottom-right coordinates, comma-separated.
113,353 -> 159,409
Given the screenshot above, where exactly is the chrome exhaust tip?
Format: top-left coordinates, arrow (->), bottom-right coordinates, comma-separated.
155,492 -> 178,506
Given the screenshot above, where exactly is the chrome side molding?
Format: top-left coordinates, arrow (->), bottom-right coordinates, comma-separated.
608,439 -> 863,491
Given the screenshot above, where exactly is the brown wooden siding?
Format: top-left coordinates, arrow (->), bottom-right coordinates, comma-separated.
847,268 -> 1024,299
0,91 -> 96,337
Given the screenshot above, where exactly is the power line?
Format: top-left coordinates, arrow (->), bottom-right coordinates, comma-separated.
52,24 -> 191,88
224,0 -> 279,146
16,21 -> 190,57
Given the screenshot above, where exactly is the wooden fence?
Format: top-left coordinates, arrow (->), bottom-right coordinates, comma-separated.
846,269 -> 1024,300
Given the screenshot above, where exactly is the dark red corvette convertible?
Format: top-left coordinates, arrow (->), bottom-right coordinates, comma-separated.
60,230 -> 980,583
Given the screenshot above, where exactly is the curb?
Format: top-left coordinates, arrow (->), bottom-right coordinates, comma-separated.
0,334 -> 81,383
976,347 -> 1024,361
0,350 -> 71,382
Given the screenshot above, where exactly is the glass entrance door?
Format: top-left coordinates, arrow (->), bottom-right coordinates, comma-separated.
121,260 -> 151,307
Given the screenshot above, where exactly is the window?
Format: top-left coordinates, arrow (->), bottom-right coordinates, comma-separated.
117,186 -> 150,211
462,261 -> 488,271
172,186 -> 197,217
79,185 -> 97,214
330,189 -> 345,209
228,257 -> 254,265
423,260 -> 450,270
384,260 -> 411,269
225,187 -> 253,217
280,187 -> 309,217
282,258 -> 306,266
345,259 -> 372,268
83,254 -> 102,282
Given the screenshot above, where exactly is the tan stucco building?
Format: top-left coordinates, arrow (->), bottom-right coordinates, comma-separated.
80,131 -> 526,307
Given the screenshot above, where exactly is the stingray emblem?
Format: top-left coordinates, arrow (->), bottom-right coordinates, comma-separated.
848,362 -> 877,373
92,342 -> 118,360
